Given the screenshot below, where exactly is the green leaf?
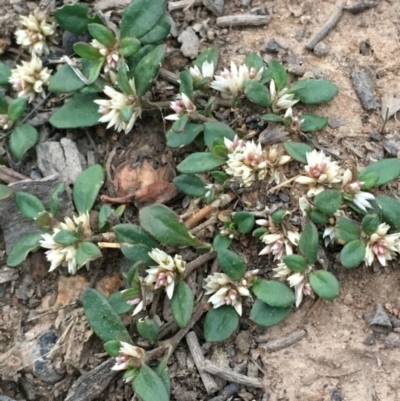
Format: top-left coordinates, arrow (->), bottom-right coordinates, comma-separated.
211,139 -> 228,159
359,158 -> 400,186
192,47 -> 219,71
269,59 -> 287,90
204,121 -> 236,150
133,44 -> 166,96
120,0 -> 167,39
49,61 -> 92,94
336,217 -> 361,245
133,365 -> 169,401
232,211 -> 255,234
179,70 -> 193,99
117,59 -> 132,95
54,230 -> 79,246
108,292 -> 133,315
154,364 -> 170,397
7,232 -> 43,267
289,79 -> 338,104
8,98 -> 28,121
283,141 -> 314,164
261,113 -> 284,123
251,279 -> 295,307
340,240 -> 366,269
250,299 -> 291,327
98,204 -> 112,229
171,281 -> 194,328
121,244 -> 154,265
87,23 -> 115,47
136,318 -> 159,343
139,204 -> 203,247
86,58 -> 103,85
114,224 -> 158,248
244,81 -> 271,107
314,189 -> 342,215
271,210 -> 286,224
0,62 -> 11,86
0,93 -> 8,113
204,306 -> 239,342
177,152 -> 225,174
308,209 -> 329,225
76,242 -> 102,267
119,37 -> 141,58
10,124 -> 38,160
252,227 -> 267,238
54,3 -> 102,34
245,52 -> 264,72
283,254 -> 307,273
73,42 -> 102,60
0,184 -> 13,201
376,195 -> 400,231
15,192 -> 45,220
309,270 -> 339,300
50,182 -> 65,217
213,234 -> 231,250
300,114 -> 328,132
360,172 -> 379,190
299,222 -> 318,264
73,165 -> 104,214
127,45 -> 156,72
173,174 -> 206,197
211,171 -> 228,185
50,93 -> 101,128
139,14 -> 171,45
83,289 -> 131,342
104,340 -> 121,357
361,214 -> 380,236
166,123 -> 203,148
217,249 -> 246,280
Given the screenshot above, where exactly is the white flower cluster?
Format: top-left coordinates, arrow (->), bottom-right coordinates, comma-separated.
15,10 -> 56,56
95,79 -> 141,134
269,79 -> 299,111
9,56 -> 51,103
91,39 -> 119,74
40,213 -> 92,275
111,342 -> 145,380
166,93 -> 197,121
204,270 -> 258,315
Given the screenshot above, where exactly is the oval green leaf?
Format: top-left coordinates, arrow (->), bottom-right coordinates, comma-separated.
15,192 -> 45,220
309,270 -> 339,300
213,234 -> 232,250
76,242 -> 102,267
166,123 -> 204,148
217,249 -> 246,281
376,195 -> 400,231
53,230 -> 79,246
289,79 -> 338,104
104,339 -> 121,357
8,98 -> 28,121
300,114 -> 328,132
203,121 -> 236,150
73,42 -> 102,60
121,244 -> 154,265
139,14 -> 172,45
359,158 -> 400,186
114,224 -> 158,247
171,281 -> 194,328
87,23 -> 115,47
7,232 -> 43,267
361,214 -> 380,236
250,299 -> 291,327
177,152 -> 225,174
108,292 -> 133,315
244,81 -> 271,107
336,217 -> 361,245
340,239 -> 366,269
251,279 -> 295,307
232,211 -> 255,234
0,61 -> 11,86
0,184 -> 13,201
136,318 -> 159,343
133,365 -> 169,401
299,222 -> 318,264
173,174 -> 206,197
10,124 -> 38,160
283,141 -> 314,164
204,306 -> 239,342
283,254 -> 307,273
314,189 -> 342,215
268,60 -> 287,90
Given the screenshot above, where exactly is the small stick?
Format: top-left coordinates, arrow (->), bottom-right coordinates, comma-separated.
63,55 -> 89,84
185,205 -> 217,229
190,215 -> 217,235
186,332 -> 219,394
202,360 -> 264,388
159,68 -> 179,85
380,107 -> 389,135
306,4 -> 344,50
208,383 -> 240,401
97,242 -> 121,249
216,15 -> 271,27
185,251 -> 217,277
268,174 -> 301,193
168,0 -> 202,11
260,329 -> 307,353
0,166 -> 30,183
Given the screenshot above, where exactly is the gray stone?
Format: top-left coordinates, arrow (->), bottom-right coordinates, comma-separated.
313,41 -> 329,57
384,136 -> 400,156
370,302 -> 392,333
36,138 -> 83,183
363,333 -> 375,346
351,66 -> 376,111
203,0 -> 224,16
266,40 -> 279,54
369,132 -> 383,142
385,332 -> 400,349
178,27 -> 200,58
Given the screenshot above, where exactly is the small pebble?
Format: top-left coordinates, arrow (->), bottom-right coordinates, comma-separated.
250,6 -> 266,15
385,332 -> 400,349
369,132 -> 382,142
363,333 -> 375,346
313,41 -> 329,57
287,64 -> 305,77
384,137 -> 400,157
203,0 -> 224,17
266,40 -> 280,54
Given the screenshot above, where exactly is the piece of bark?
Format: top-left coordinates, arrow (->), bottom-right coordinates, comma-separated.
260,329 -> 307,352
351,67 -> 376,111
216,15 -> 270,27
186,332 -> 219,394
343,0 -> 381,14
65,359 -> 117,401
0,165 -> 29,184
168,0 -> 203,11
208,383 -> 240,401
0,175 -> 73,253
159,68 -> 179,85
202,360 -> 263,388
306,4 -> 344,50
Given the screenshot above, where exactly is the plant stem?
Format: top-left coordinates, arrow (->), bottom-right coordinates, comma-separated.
185,251 -> 217,277
98,242 -> 121,249
268,174 -> 301,193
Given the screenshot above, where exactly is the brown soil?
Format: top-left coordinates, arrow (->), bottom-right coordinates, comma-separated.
1,1 -> 400,401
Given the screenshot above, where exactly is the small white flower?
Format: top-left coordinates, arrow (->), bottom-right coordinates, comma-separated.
94,80 -> 141,134
341,169 -> 374,212
204,272 -> 253,316
15,10 -> 56,56
272,262 -> 292,279
211,61 -> 263,96
365,223 -> 400,266
0,114 -> 13,130
322,210 -> 345,247
9,56 -> 51,103
112,342 -> 145,371
145,249 -> 186,299
270,79 -> 299,111
224,135 -> 243,153
295,150 -> 342,197
91,39 -> 119,73
189,61 -> 214,82
165,93 -> 196,121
